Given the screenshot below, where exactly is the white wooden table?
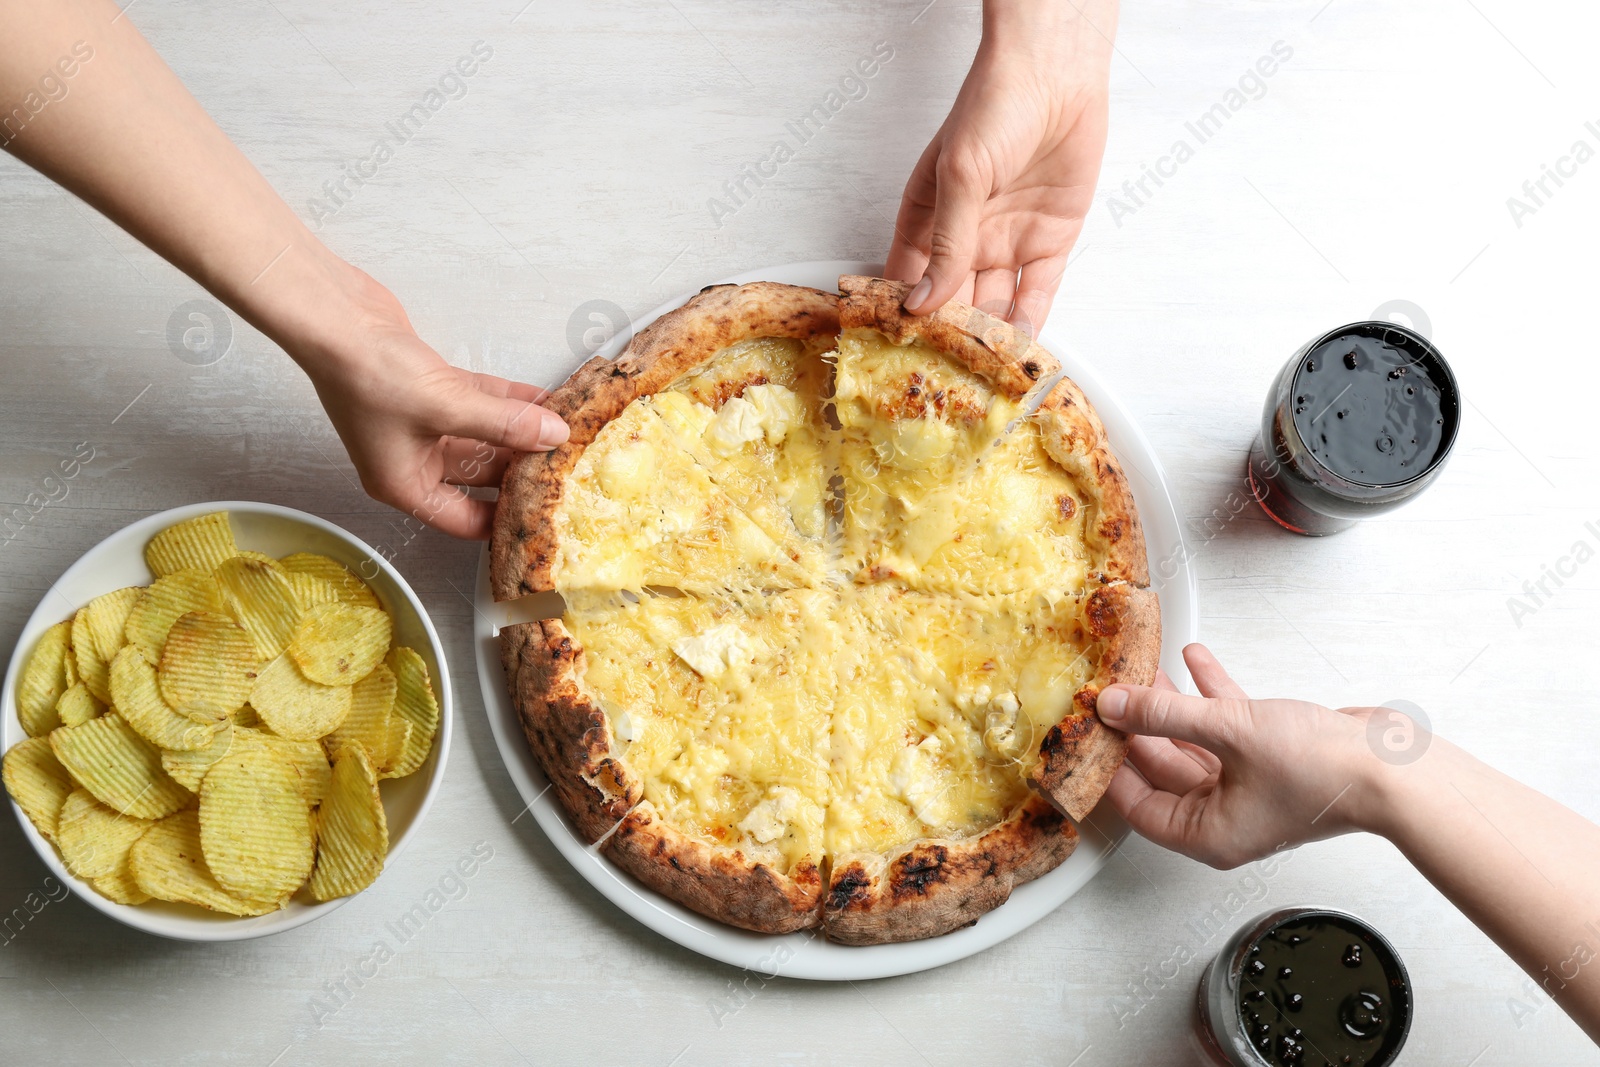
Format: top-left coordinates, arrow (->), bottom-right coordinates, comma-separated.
2,1 -> 1596,1063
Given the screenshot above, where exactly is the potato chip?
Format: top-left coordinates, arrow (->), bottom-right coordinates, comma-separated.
280,552 -> 381,610
55,682 -> 105,727
322,663 -> 398,772
286,572 -> 339,612
17,620 -> 72,737
94,859 -> 152,905
111,646 -> 217,751
124,568 -> 222,665
381,718 -> 413,772
235,550 -> 278,566
250,654 -> 351,741
145,511 -> 237,578
56,788 -> 153,880
289,604 -> 391,686
2,736 -> 75,841
63,639 -> 78,688
160,721 -> 235,792
199,746 -> 314,902
384,647 -> 439,779
213,556 -> 302,660
157,611 -> 254,723
48,714 -> 191,819
236,728 -> 331,806
72,587 -> 142,703
130,809 -> 279,916
309,744 -> 388,900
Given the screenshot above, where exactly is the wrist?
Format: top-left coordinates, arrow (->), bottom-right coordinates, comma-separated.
225,238 -> 398,383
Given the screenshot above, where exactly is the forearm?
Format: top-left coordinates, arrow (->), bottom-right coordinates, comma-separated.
981,0 -> 1118,71
1365,738 -> 1600,1041
0,0 -> 361,365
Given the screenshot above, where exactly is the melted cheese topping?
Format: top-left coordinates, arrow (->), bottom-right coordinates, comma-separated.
869,420 -> 1094,594
833,329 -> 1024,574
555,401 -> 811,595
554,324 -> 1121,874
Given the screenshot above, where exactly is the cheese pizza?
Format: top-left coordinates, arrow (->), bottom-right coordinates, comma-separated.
492,276 -> 1159,944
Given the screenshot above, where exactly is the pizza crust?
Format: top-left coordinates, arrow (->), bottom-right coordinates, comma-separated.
837,275 -> 1057,400
823,796 -> 1078,945
603,801 -> 824,935
1034,378 -> 1150,585
1028,582 -> 1162,821
499,618 -> 640,842
491,282 -> 841,601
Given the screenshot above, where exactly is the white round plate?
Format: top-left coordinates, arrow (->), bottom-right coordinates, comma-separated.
2,501 -> 453,941
474,261 -> 1198,980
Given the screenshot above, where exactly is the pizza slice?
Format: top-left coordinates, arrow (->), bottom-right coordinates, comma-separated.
492,281 -> 840,602
859,377 -> 1149,594
647,333 -> 836,577
505,588 -> 835,933
831,276 -> 1058,578
820,581 -> 1158,944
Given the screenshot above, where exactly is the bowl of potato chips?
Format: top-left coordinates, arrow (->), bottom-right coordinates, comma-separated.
1,502 -> 451,940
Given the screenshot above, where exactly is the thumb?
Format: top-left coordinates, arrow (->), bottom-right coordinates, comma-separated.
442,385 -> 569,453
1097,684 -> 1246,756
903,149 -> 987,315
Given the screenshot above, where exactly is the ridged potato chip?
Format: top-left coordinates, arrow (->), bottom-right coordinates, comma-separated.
160,721 -> 235,792
384,647 -> 439,779
125,568 -> 222,664
57,788 -> 153,880
157,611 -> 255,723
309,744 -> 388,900
94,860 -> 152,905
2,736 -> 76,841
236,727 -> 331,806
18,620 -> 72,737
63,641 -> 78,688
199,746 -> 314,902
111,646 -> 217,751
250,654 -> 351,741
289,604 -> 391,686
48,714 -> 191,819
322,663 -> 398,772
145,512 -> 237,578
130,809 -> 278,916
72,587 -> 142,703
381,718 -> 412,775
280,552 -> 380,610
213,556 -> 302,660
55,682 -> 105,727
286,572 -> 339,612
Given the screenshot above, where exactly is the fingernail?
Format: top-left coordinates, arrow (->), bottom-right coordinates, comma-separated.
906,277 -> 932,311
537,410 -> 570,449
1097,686 -> 1128,722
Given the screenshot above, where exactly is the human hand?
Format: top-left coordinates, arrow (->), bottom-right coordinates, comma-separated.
296,269 -> 568,540
886,0 -> 1116,334
1098,643 -> 1396,869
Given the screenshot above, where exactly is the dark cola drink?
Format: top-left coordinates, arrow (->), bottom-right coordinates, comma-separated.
1248,322 -> 1460,535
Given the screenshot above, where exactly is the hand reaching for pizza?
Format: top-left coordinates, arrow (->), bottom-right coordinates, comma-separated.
1097,644 -> 1387,869
886,0 -> 1117,335
299,269 -> 569,541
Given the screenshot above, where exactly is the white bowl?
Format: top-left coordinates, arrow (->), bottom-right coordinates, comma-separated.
1,501 -> 453,941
